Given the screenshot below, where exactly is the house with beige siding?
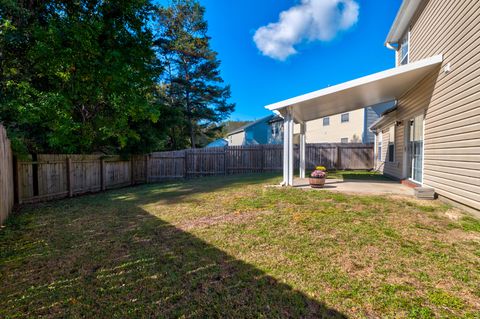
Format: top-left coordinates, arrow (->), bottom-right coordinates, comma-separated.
265,0 -> 480,212
265,102 -> 394,145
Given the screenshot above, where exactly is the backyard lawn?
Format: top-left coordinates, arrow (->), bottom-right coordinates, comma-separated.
1,174 -> 479,318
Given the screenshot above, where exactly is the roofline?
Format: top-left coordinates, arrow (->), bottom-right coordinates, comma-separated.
227,115 -> 274,135
385,0 -> 425,45
265,54 -> 443,112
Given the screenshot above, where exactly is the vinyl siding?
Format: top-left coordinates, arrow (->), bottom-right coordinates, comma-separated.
305,109 -> 364,143
380,123 -> 404,179
228,132 -> 245,146
396,0 -> 480,210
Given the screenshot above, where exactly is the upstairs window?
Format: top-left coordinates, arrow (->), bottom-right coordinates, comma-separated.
341,113 -> 349,123
400,32 -> 410,65
323,117 -> 330,126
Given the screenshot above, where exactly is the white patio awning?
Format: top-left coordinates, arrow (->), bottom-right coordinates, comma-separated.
265,55 -> 443,122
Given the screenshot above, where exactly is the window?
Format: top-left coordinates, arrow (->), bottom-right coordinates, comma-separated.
271,125 -> 277,136
341,113 -> 349,123
388,125 -> 395,162
400,32 -> 409,65
377,132 -> 383,161
377,132 -> 383,162
341,138 -> 348,143
323,117 -> 330,126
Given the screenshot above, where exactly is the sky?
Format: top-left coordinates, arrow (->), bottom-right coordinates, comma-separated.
177,0 -> 403,121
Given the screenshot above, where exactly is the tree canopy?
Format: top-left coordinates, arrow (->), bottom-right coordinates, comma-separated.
154,0 -> 235,149
0,0 -> 234,154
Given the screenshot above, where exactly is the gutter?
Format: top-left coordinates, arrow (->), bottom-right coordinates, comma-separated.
385,0 -> 425,45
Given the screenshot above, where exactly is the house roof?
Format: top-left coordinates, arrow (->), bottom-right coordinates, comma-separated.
264,55 -> 442,123
368,104 -> 398,132
205,138 -> 228,148
227,115 -> 274,135
267,115 -> 283,124
385,0 -> 426,45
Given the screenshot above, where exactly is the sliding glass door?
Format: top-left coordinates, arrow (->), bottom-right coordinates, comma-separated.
406,114 -> 424,183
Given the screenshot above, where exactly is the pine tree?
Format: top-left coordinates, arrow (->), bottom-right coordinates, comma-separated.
155,0 -> 235,148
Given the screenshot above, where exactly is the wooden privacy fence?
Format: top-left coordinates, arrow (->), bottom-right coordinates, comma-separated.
14,143 -> 373,204
0,125 -> 14,225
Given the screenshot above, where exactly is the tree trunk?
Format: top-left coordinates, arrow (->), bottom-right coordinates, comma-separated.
189,119 -> 196,149
186,90 -> 196,148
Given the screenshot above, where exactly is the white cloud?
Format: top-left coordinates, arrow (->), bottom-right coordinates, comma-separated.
253,0 -> 359,61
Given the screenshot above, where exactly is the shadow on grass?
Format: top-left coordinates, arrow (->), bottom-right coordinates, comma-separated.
0,174 -> 347,318
112,172 -> 283,206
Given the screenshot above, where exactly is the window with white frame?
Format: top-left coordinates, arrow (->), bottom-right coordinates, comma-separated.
400,32 -> 409,65
377,132 -> 383,161
341,138 -> 348,143
388,125 -> 395,162
341,113 -> 349,123
323,117 -> 330,126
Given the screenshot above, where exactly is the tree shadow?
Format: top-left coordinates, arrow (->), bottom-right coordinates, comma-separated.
116,172 -> 283,206
0,178 -> 347,318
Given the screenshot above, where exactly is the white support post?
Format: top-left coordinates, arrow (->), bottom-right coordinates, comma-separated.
299,122 -> 306,179
283,107 -> 294,186
288,114 -> 294,186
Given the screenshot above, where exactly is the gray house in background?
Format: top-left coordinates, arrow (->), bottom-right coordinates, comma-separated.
267,115 -> 284,145
363,102 -> 397,143
226,115 -> 274,146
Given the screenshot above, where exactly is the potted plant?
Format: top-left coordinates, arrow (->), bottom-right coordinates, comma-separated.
309,166 -> 327,188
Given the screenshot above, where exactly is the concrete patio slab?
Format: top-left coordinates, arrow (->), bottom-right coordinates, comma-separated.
294,178 -> 414,196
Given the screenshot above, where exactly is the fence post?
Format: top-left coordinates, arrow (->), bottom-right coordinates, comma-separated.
14,157 -> 22,205
100,158 -> 106,191
223,147 -> 227,175
145,154 -> 150,183
130,157 -> 134,186
183,151 -> 188,178
336,145 -> 342,170
260,145 -> 264,172
66,157 -> 73,197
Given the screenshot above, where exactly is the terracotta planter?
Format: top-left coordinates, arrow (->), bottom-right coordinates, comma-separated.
309,177 -> 326,188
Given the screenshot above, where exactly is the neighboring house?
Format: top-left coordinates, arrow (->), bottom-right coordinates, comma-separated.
266,103 -> 394,144
227,115 -> 274,146
266,0 -> 480,212
305,102 -> 394,144
205,138 -> 228,148
267,115 -> 284,144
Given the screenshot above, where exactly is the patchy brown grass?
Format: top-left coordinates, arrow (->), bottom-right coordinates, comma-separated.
1,173 -> 479,318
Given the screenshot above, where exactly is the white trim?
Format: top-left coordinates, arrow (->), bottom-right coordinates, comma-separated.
282,108 -> 294,186
387,125 -> 396,163
399,31 -> 411,66
421,113 -> 425,186
402,122 -> 409,179
299,123 -> 306,179
385,0 -> 425,45
265,55 -> 443,112
404,113 -> 425,185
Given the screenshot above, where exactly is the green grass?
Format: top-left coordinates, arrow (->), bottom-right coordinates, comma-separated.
1,173 -> 479,318
325,170 -> 392,181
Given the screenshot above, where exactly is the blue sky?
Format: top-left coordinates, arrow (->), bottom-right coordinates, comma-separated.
188,0 -> 402,121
